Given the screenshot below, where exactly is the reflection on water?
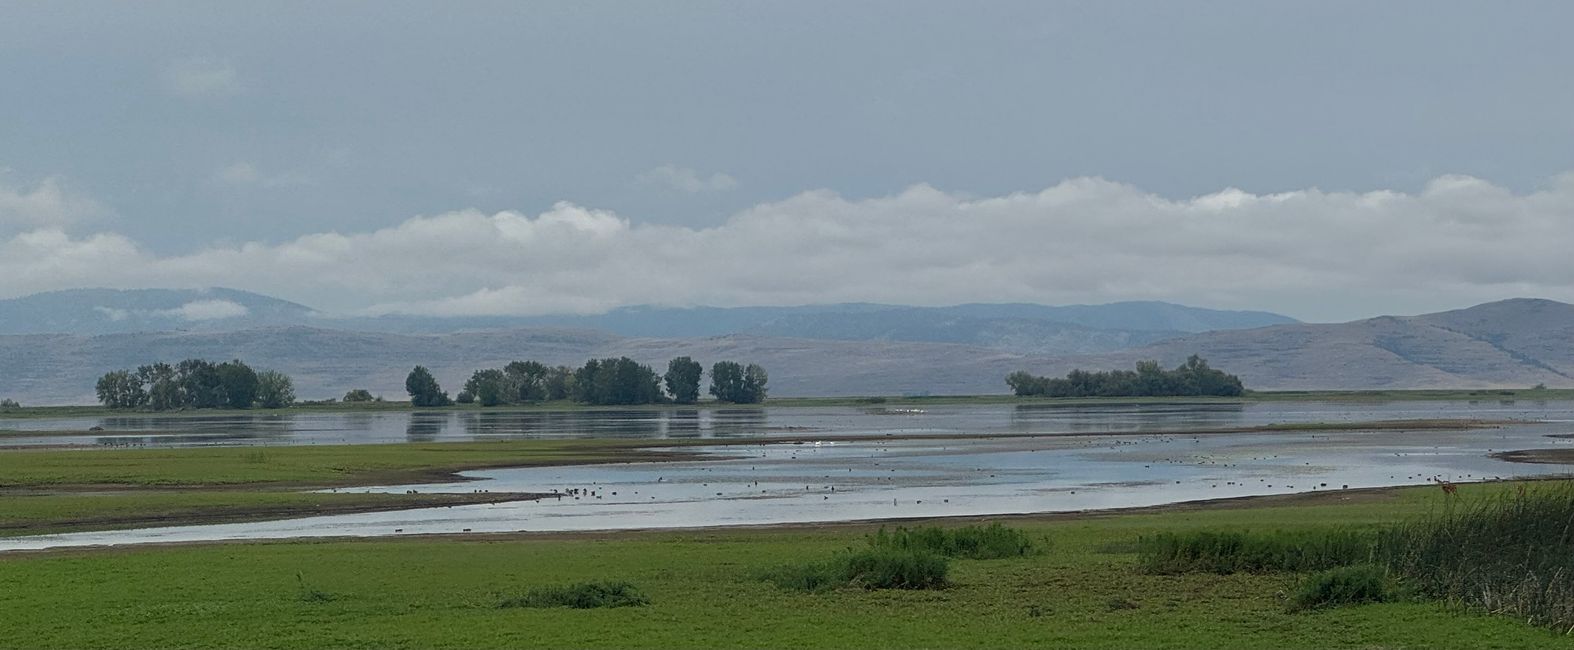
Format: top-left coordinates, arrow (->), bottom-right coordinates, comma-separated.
3,400 -> 1574,450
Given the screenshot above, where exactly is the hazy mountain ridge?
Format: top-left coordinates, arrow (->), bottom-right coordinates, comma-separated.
1,297 -> 1566,406
0,289 -> 1298,356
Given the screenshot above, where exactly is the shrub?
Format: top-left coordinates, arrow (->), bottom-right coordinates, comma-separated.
841,548 -> 949,590
498,581 -> 649,609
0,398 -> 18,410
869,523 -> 1036,559
1138,529 -> 1373,574
1290,564 -> 1396,610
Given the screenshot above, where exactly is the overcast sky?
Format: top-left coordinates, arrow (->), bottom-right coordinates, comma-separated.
3,1 -> 1573,322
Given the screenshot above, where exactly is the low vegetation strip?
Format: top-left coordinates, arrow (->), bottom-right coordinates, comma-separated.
497,581 -> 650,609
1136,483 -> 1574,632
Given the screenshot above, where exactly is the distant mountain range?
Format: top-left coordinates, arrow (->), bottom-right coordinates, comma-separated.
0,288 -> 1296,356
0,294 -> 1569,405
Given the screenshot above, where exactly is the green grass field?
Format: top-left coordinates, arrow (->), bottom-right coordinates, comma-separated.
1,483 -> 1567,649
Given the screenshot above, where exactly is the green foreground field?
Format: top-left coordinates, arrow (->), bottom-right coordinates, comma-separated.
1,483 -> 1568,649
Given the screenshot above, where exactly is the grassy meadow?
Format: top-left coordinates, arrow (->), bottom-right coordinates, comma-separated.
2,482 -> 1572,649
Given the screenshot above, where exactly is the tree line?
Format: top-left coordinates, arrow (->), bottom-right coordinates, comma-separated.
405,357 -> 768,407
1006,355 -> 1244,398
96,359 -> 296,410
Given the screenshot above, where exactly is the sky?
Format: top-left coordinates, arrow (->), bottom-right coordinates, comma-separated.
2,0 -> 1573,323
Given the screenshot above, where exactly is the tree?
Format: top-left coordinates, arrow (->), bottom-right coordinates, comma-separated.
255,370 -> 295,409
571,357 -> 663,405
504,360 -> 550,402
455,390 -> 475,404
343,389 -> 376,403
664,357 -> 703,404
709,361 -> 767,404
0,398 -> 18,411
742,363 -> 768,403
175,359 -> 225,409
138,362 -> 181,411
216,360 -> 259,409
96,370 -> 146,408
544,365 -> 574,401
466,368 -> 510,407
405,366 -> 451,407
1004,356 -> 1244,398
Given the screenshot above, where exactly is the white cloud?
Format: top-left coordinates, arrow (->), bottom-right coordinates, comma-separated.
163,299 -> 250,321
0,177 -> 105,232
162,58 -> 242,98
5,173 -> 1574,322
636,164 -> 737,193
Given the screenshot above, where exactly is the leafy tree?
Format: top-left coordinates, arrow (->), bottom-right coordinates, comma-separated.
466,368 -> 511,407
255,370 -> 295,408
405,366 -> 451,407
664,357 -> 703,404
544,365 -> 574,401
455,390 -> 475,404
571,357 -> 663,405
0,398 -> 18,411
1005,356 -> 1244,398
742,364 -> 768,403
176,359 -> 225,409
138,362 -> 181,411
216,360 -> 260,409
342,389 -> 376,403
709,361 -> 768,404
95,370 -> 146,408
504,360 -> 550,402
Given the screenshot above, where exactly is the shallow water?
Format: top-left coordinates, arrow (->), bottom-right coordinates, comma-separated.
4,401 -> 1574,552
3,399 -> 1572,448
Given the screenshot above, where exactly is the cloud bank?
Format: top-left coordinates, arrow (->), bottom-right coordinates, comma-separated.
4,174 -> 1574,322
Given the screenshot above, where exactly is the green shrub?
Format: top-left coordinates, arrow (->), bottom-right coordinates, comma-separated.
498,581 -> 650,609
869,523 -> 1036,559
764,548 -> 950,591
1138,529 -> 1373,574
841,548 -> 949,589
1290,564 -> 1396,610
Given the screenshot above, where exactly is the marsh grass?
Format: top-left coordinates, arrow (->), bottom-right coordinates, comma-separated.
1138,529 -> 1373,574
763,548 -> 950,592
497,581 -> 649,609
1376,484 -> 1574,632
867,523 -> 1037,559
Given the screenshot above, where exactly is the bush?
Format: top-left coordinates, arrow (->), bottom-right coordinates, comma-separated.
1290,564 -> 1396,610
497,581 -> 649,609
1138,529 -> 1373,574
869,523 -> 1036,559
764,548 -> 950,592
841,548 -> 949,590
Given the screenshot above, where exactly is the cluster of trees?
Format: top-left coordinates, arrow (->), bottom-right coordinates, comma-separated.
1006,356 -> 1244,398
95,359 -> 295,410
405,357 -> 768,407
0,398 -> 19,411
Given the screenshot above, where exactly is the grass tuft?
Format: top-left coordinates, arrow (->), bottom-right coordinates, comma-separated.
764,548 -> 950,591
497,581 -> 650,609
868,523 -> 1036,559
1290,565 -> 1396,610
1137,529 -> 1373,574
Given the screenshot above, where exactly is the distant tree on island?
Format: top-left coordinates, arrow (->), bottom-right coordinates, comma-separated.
256,370 -> 296,408
342,389 -> 378,403
664,357 -> 703,405
95,359 -> 295,410
1007,356 -> 1244,398
405,366 -> 452,407
709,361 -> 768,404
0,398 -> 18,411
571,357 -> 665,405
